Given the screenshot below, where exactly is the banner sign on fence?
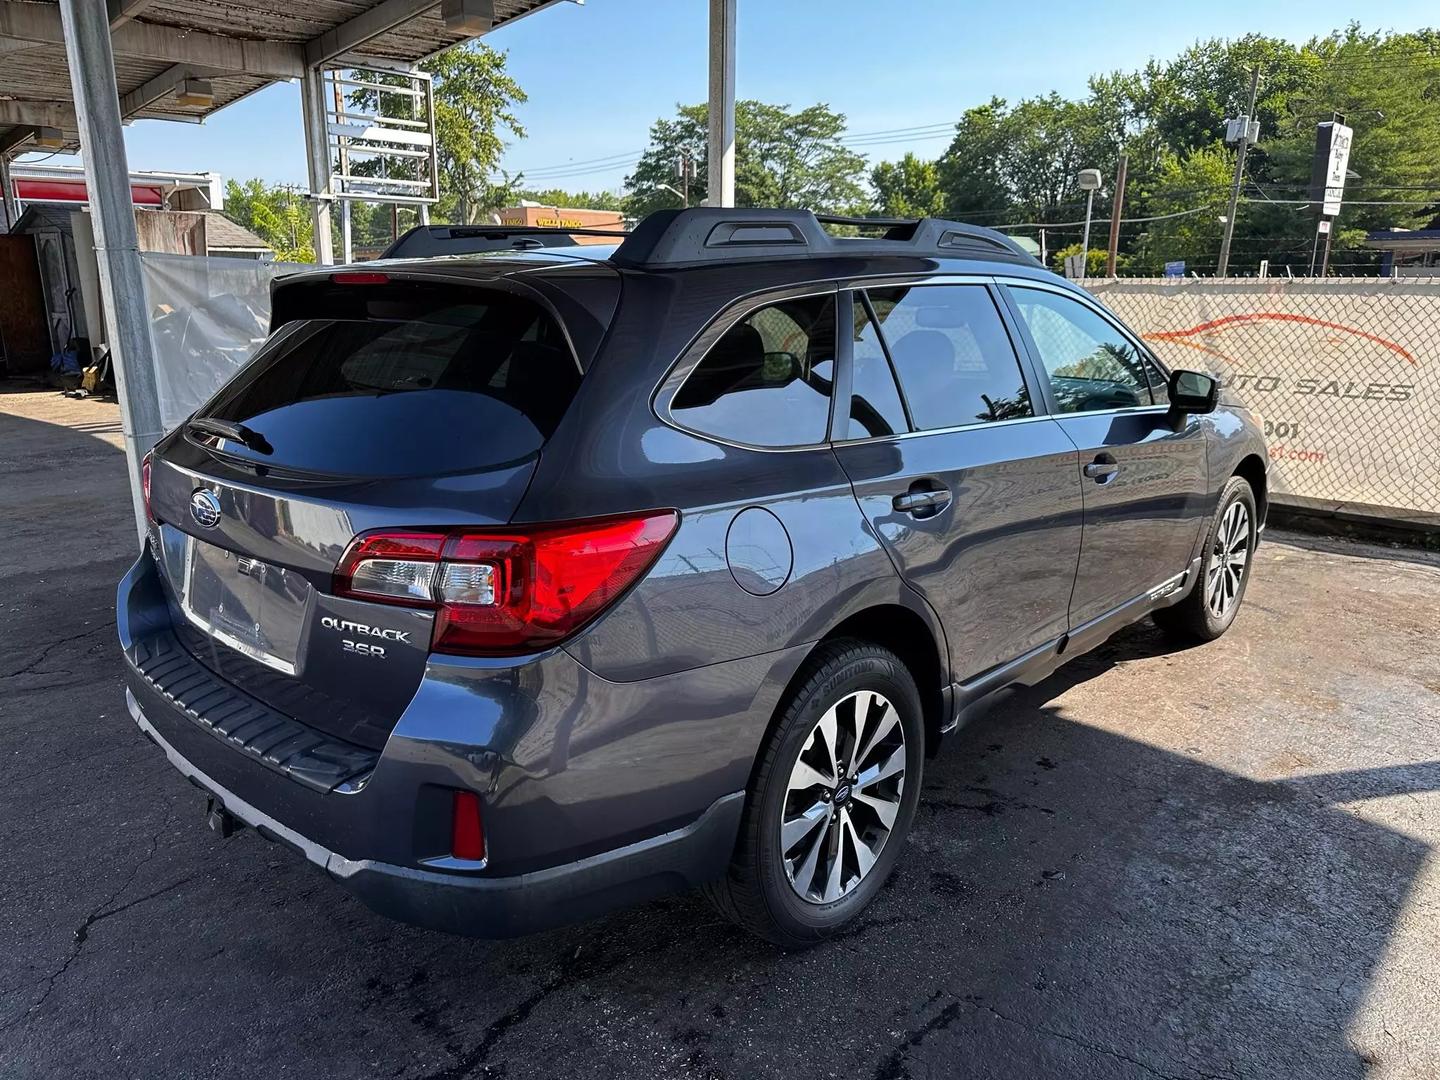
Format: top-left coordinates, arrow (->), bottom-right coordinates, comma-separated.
1085,277 -> 1439,519
1163,260 -> 1185,278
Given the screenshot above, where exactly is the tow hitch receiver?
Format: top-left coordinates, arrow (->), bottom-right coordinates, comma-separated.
206,797 -> 244,839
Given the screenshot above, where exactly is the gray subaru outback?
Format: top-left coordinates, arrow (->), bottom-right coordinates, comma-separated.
119,208 -> 1267,947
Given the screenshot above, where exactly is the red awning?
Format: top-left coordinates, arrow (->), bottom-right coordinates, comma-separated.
14,178 -> 165,205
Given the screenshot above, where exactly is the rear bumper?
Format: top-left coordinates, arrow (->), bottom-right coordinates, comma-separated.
127,688 -> 743,937
117,545 -> 801,937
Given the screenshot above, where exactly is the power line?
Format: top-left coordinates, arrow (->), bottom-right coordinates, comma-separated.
518,150 -> 645,178
993,204 -> 1219,230
840,121 -> 955,141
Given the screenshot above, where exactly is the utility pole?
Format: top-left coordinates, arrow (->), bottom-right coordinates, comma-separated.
677,151 -> 695,207
1217,67 -> 1261,277
1106,152 -> 1128,277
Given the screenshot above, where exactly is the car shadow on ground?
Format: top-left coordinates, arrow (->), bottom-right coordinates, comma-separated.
194,622 -> 1431,1080
2,398 -> 1434,1079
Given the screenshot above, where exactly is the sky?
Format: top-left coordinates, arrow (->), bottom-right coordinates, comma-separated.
36,0 -> 1440,195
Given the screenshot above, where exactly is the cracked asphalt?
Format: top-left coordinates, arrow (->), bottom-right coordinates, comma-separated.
3,384 -> 1438,1080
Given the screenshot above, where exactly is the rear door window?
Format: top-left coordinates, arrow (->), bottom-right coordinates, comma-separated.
864,285 -> 1035,430
197,286 -> 579,477
847,294 -> 910,439
669,294 -> 836,447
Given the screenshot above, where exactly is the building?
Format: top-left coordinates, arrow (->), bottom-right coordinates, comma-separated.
1365,226 -> 1440,278
499,202 -> 625,244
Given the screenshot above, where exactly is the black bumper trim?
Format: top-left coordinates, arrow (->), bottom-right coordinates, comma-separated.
127,689 -> 745,938
129,631 -> 377,794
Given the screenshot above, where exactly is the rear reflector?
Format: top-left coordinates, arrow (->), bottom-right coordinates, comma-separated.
451,790 -> 485,861
333,511 -> 679,656
330,271 -> 390,285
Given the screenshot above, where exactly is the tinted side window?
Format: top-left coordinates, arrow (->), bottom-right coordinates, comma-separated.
1009,287 -> 1154,413
847,296 -> 909,439
866,285 -> 1033,430
671,294 -> 835,446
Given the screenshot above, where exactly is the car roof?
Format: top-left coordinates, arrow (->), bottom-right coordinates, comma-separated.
283,209 -> 1061,291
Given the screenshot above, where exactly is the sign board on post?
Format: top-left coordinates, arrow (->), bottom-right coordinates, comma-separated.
1064,253 -> 1085,280
1309,121 -> 1353,217
1164,260 -> 1186,278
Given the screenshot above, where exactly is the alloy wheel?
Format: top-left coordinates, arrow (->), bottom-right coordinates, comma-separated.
1206,500 -> 1252,619
780,690 -> 906,904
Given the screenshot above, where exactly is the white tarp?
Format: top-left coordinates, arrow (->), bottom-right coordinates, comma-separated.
140,252 -> 313,432
1085,277 -> 1440,518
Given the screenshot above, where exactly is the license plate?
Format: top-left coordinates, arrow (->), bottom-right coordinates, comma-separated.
179,536 -> 311,675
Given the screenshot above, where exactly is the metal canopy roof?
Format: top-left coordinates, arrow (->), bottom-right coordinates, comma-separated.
0,0 -> 563,153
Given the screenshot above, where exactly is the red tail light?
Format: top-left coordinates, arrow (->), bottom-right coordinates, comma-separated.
451,791 -> 485,861
330,271 -> 389,285
334,511 -> 678,656
141,451 -> 154,523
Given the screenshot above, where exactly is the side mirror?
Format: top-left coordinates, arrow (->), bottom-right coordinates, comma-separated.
1168,369 -> 1219,415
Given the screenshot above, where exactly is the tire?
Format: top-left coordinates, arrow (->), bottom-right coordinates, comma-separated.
704,638 -> 924,948
1153,475 -> 1258,643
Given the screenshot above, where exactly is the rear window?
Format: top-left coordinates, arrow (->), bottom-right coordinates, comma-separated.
198,286 -> 578,477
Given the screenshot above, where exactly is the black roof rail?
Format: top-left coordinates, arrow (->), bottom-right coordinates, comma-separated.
399,223 -> 630,241
609,208 -> 1037,269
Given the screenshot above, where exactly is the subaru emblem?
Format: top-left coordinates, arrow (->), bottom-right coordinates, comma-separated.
190,489 -> 222,529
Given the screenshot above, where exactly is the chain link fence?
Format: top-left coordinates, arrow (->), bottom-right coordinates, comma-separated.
1084,276 -> 1440,523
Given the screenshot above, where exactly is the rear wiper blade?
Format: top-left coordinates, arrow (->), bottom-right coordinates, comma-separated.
187,417 -> 273,455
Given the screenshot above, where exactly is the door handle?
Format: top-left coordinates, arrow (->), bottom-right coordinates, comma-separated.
1083,454 -> 1120,483
892,489 -> 952,514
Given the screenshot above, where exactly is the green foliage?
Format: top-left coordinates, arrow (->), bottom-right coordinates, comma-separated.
1050,244 -> 1116,277
624,101 -> 867,218
871,153 -> 944,217
346,43 -> 526,225
223,178 -> 314,262
423,44 -> 527,223
1131,145 -> 1232,272
889,25 -> 1440,275
514,188 -> 625,211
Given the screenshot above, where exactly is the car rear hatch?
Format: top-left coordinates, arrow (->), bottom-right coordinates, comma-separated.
145,268 -> 618,749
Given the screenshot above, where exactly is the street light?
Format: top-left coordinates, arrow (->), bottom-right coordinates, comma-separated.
650,183 -> 688,207
1077,168 -> 1102,280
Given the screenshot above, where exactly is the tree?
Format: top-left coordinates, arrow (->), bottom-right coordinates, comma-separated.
515,188 -> 625,211
1130,145 -> 1232,272
223,178 -> 314,262
878,24 -> 1440,275
347,43 -> 526,225
935,99 -> 1010,220
871,153 -> 944,217
624,101 -> 867,217
1050,243 -> 1117,277
424,44 -> 527,223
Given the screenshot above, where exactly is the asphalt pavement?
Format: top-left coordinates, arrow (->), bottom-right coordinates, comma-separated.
3,384 -> 1437,1080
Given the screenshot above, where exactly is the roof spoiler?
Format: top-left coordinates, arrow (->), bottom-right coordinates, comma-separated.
610,208 -> 1038,269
